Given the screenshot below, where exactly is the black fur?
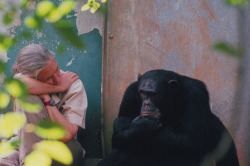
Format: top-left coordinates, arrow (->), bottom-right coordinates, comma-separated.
98,70 -> 239,166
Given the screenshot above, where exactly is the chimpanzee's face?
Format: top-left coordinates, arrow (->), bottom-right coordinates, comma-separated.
137,71 -> 180,120
138,78 -> 163,119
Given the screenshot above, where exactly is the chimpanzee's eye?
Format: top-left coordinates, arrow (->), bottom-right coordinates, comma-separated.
149,93 -> 162,102
139,91 -> 147,100
140,92 -> 146,99
148,92 -> 157,98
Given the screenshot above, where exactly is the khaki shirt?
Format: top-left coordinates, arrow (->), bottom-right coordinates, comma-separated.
14,72 -> 88,129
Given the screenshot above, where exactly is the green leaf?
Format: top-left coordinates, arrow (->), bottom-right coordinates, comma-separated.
90,7 -> 97,13
34,140 -> 73,165
40,0 -> 75,23
0,61 -> 6,74
0,91 -> 10,109
213,42 -> 240,57
97,4 -> 108,15
0,141 -> 16,158
226,0 -> 249,6
4,78 -> 28,98
0,34 -> 16,51
0,112 -> 26,138
20,31 -> 32,39
24,16 -> 42,29
18,100 -> 41,113
25,150 -> 52,166
53,20 -> 85,49
56,44 -> 65,54
34,120 -> 66,140
36,1 -> 55,18
58,0 -> 75,16
0,0 -> 4,10
3,8 -> 17,25
81,4 -> 90,11
10,139 -> 21,149
21,0 -> 30,8
46,9 -> 63,23
1,38 -> 13,50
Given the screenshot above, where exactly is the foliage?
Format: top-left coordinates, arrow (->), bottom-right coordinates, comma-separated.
0,34 -> 16,52
213,42 -> 241,57
0,112 -> 26,138
24,150 -> 52,166
25,140 -> 73,166
0,0 -> 107,165
0,91 -> 10,109
81,0 -> 101,13
213,0 -> 249,58
226,0 -> 249,7
17,99 -> 42,113
0,141 -> 16,158
34,120 -> 67,140
5,78 -> 28,98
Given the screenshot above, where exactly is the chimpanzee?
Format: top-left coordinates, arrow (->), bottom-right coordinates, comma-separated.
97,69 -> 239,166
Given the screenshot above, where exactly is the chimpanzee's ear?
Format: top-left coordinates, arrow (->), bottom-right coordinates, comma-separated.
168,80 -> 179,91
138,74 -> 142,81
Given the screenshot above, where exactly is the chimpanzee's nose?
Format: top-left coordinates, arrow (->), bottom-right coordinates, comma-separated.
143,100 -> 151,107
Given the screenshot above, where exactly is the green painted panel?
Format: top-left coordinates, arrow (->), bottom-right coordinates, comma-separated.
6,1 -> 102,158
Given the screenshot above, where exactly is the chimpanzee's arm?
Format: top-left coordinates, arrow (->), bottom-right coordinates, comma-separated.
152,113 -> 239,165
112,116 -> 162,150
152,120 -> 211,156
112,82 -> 140,149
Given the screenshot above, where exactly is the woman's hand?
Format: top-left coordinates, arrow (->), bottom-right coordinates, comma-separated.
57,71 -> 79,92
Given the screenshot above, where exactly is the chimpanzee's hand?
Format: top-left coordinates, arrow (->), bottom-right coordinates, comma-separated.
131,115 -> 162,132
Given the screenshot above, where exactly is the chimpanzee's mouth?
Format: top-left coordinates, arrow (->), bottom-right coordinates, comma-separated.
141,111 -> 152,117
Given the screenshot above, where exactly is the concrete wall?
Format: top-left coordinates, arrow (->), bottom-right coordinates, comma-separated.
102,0 -> 249,165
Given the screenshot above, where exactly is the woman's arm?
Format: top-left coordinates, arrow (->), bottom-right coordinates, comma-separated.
18,71 -> 79,95
39,94 -> 78,143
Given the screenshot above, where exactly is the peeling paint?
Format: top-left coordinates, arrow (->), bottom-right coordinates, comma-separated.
0,73 -> 6,84
0,51 -> 7,83
0,3 -> 22,65
0,1 -> 22,36
74,1 -> 104,36
0,51 -> 10,63
0,50 -> 10,82
66,57 -> 75,66
174,0 -> 181,11
36,30 -> 44,38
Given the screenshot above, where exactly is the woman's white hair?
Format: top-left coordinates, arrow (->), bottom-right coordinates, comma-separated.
12,44 -> 55,78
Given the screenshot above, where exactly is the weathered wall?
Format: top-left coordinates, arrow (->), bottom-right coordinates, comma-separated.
102,0 -> 249,165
